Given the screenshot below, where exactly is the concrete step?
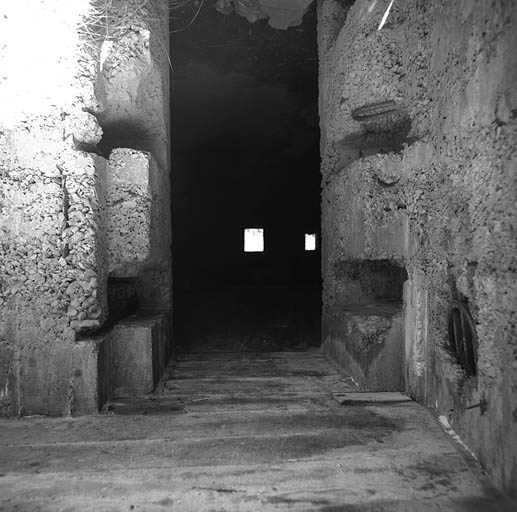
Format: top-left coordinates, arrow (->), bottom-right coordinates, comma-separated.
74,311 -> 171,413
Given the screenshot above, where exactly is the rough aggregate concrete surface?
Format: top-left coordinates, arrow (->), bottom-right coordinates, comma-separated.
318,0 -> 517,494
97,0 -> 172,310
0,0 -> 108,416
97,0 -> 170,171
0,0 -> 172,416
106,148 -> 171,278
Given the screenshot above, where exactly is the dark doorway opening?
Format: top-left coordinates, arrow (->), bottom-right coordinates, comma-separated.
170,6 -> 321,353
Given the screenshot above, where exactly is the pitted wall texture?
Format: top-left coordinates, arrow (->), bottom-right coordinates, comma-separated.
0,0 -> 107,415
97,0 -> 172,310
0,0 -> 172,416
318,0 -> 517,494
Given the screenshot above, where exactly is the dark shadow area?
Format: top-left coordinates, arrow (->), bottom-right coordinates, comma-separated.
76,277 -> 140,340
174,287 -> 321,353
170,6 -> 321,352
97,122 -> 156,158
107,277 -> 140,323
333,259 -> 408,306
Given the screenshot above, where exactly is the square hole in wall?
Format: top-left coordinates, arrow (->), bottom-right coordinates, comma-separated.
244,228 -> 264,252
305,233 -> 316,251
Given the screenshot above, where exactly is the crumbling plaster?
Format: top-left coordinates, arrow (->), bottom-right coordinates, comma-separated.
318,0 -> 517,493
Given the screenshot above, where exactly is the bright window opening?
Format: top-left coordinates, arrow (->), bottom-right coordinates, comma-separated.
305,233 -> 316,251
244,228 -> 264,252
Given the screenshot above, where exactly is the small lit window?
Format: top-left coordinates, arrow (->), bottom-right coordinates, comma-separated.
244,228 -> 264,252
305,233 -> 316,251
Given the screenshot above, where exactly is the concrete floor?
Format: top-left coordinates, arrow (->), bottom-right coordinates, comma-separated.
0,349 -> 513,511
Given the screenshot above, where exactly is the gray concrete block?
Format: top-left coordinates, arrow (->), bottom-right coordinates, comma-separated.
110,313 -> 169,397
323,304 -> 404,391
72,335 -> 111,415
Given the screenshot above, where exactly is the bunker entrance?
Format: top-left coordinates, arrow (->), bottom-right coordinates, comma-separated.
170,5 -> 322,353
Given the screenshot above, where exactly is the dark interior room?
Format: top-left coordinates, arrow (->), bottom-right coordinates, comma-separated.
171,5 -> 322,352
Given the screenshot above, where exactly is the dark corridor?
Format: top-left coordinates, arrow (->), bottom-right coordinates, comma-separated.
170,6 -> 321,352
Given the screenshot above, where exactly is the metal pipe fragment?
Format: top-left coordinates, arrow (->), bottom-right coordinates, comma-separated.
351,100 -> 401,121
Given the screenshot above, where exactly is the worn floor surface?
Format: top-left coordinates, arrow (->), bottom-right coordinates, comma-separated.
0,349 -> 513,511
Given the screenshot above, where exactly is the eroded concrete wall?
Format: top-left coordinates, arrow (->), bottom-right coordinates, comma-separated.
318,0 -> 517,493
0,0 -> 107,415
0,0 -> 172,416
97,0 -> 172,311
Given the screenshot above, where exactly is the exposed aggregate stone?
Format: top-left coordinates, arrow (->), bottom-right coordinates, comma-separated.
0,1 -> 107,416
319,0 -> 517,493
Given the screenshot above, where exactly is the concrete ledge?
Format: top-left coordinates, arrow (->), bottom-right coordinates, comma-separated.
323,306 -> 404,391
71,311 -> 171,412
110,313 -> 170,397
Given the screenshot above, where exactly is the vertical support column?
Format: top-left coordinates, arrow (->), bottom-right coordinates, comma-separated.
97,0 -> 172,311
93,0 -> 173,399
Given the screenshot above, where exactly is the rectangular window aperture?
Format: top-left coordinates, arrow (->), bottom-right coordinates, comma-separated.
305,233 -> 316,251
244,228 -> 264,252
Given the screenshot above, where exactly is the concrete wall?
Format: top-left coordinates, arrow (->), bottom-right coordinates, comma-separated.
318,0 -> 517,494
0,0 -> 172,416
97,0 -> 172,311
0,0 -> 107,416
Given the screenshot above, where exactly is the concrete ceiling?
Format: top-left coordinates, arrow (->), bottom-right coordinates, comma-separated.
170,2 -> 319,153
171,1 -> 318,91
212,0 -> 313,30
